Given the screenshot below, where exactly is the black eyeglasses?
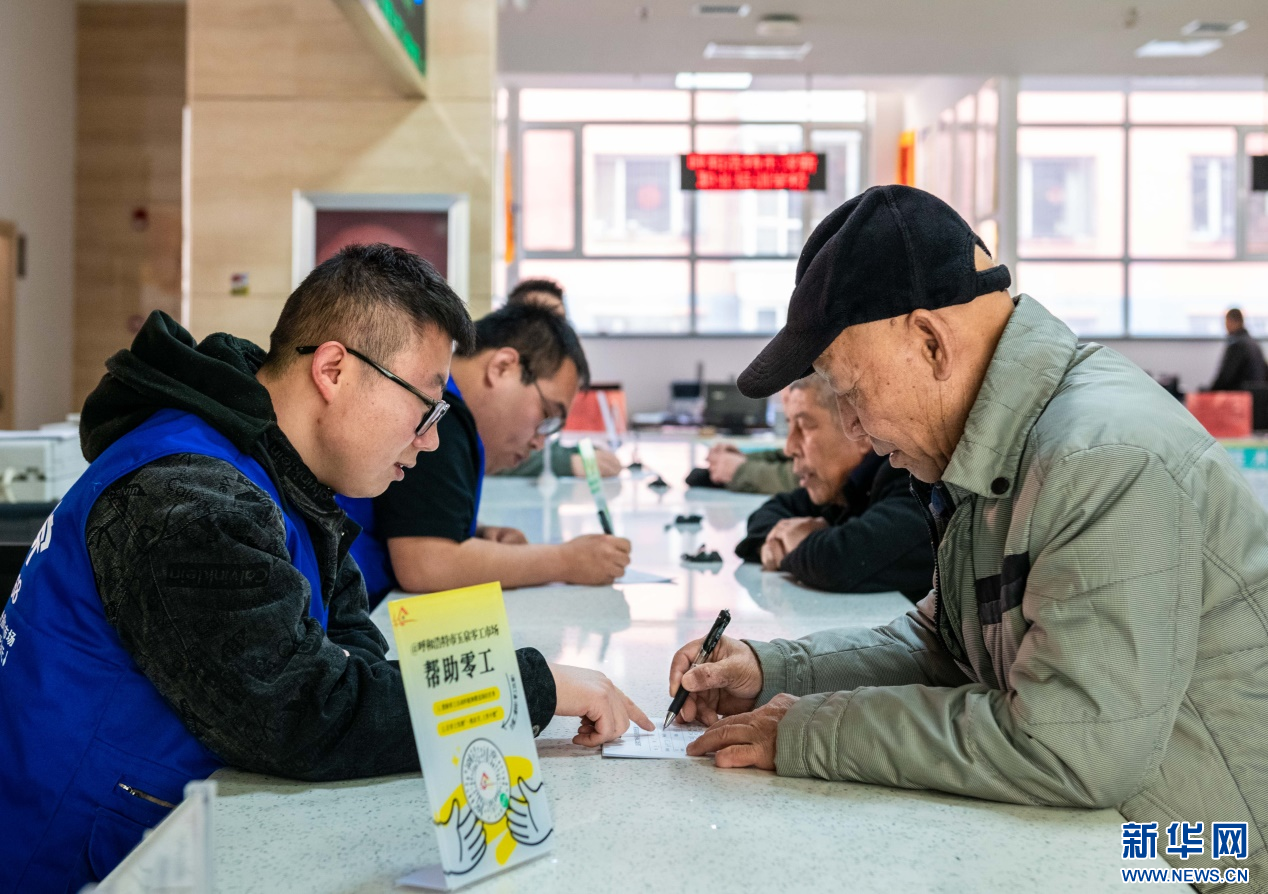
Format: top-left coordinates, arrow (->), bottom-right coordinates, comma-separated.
528,378 -> 566,437
297,345 -> 449,437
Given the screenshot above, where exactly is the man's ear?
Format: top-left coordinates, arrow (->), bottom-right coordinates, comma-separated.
485,347 -> 521,387
309,342 -> 349,405
909,310 -> 955,382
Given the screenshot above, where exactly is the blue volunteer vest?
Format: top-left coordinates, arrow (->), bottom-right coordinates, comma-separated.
0,409 -> 325,893
340,376 -> 485,609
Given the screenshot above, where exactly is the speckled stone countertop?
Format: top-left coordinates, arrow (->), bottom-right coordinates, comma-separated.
206,450 -> 1187,892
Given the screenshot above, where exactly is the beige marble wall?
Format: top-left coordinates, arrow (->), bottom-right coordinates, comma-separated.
74,3 -> 186,409
186,0 -> 496,347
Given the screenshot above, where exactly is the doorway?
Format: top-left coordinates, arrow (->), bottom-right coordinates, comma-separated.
0,221 -> 15,430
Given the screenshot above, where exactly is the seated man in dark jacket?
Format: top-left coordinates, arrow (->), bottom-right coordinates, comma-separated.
735,375 -> 932,599
0,244 -> 650,894
1209,307 -> 1268,391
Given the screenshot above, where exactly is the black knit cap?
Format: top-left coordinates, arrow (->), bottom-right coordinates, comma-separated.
737,185 -> 1011,399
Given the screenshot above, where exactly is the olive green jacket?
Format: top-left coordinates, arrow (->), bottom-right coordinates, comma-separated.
728,449 -> 798,495
750,295 -> 1268,890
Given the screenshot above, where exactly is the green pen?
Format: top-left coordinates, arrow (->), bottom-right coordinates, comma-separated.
577,438 -> 614,535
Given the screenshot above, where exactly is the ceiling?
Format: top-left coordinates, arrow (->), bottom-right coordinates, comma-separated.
498,0 -> 1268,80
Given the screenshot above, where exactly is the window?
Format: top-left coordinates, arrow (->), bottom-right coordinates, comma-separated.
975,81 -> 999,220
695,124 -> 804,257
517,259 -> 692,335
520,89 -> 690,122
1016,86 -> 1268,337
1246,132 -> 1268,257
512,88 -> 866,334
1191,156 -> 1235,243
1130,263 -> 1268,336
696,260 -> 797,334
1018,126 -> 1124,258
583,125 -> 689,256
1023,157 -> 1095,240
593,157 -> 675,237
1016,262 -> 1124,337
521,130 -> 575,252
1128,128 -> 1236,258
1017,91 -> 1125,125
810,129 -> 863,226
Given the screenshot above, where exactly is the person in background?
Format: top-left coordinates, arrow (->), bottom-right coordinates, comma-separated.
735,375 -> 932,599
0,245 -> 649,894
1209,307 -> 1268,391
701,442 -> 798,494
342,303 -> 631,609
507,277 -> 566,316
499,276 -> 621,479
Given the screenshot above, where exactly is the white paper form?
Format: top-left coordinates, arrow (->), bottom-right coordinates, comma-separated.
602,722 -> 707,759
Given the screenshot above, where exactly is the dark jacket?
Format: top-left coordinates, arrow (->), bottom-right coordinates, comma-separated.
1210,328 -> 1268,391
79,311 -> 555,782
735,454 -> 933,600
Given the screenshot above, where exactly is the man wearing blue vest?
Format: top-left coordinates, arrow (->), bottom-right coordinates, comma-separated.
0,243 -> 651,893
341,304 -> 632,608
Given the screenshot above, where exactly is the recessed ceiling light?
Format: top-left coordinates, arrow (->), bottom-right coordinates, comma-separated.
1134,39 -> 1223,58
1181,20 -> 1247,37
704,41 -> 812,61
756,13 -> 801,38
675,72 -> 754,90
693,3 -> 751,16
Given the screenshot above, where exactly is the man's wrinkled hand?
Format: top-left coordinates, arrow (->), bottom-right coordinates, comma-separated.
759,537 -> 787,571
706,445 -> 746,485
667,634 -> 763,726
685,693 -> 798,770
767,517 -> 828,557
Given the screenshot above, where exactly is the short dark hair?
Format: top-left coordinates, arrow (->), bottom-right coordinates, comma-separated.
468,303 -> 590,389
262,243 -> 475,371
1227,308 -> 1245,326
508,278 -> 565,306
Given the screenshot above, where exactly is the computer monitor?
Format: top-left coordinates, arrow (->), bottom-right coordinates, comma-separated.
702,382 -> 768,432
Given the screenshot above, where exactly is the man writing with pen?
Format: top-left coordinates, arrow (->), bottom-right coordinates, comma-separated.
340,304 -> 631,608
664,185 -> 1268,889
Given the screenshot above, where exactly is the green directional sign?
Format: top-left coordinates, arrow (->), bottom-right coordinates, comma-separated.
335,0 -> 428,95
376,0 -> 426,77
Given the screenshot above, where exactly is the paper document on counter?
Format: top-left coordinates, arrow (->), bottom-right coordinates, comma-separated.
602,722 -> 707,759
614,568 -> 674,585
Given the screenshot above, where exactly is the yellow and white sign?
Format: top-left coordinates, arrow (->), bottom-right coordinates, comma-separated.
389,582 -> 553,890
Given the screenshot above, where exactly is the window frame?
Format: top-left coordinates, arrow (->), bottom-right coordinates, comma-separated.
508,88 -> 869,336
1015,102 -> 1268,339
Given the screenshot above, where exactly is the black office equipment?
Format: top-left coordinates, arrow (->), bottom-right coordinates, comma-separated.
1252,155 -> 1268,192
702,382 -> 768,433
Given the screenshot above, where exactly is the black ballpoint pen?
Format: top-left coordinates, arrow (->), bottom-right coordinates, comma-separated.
664,609 -> 731,729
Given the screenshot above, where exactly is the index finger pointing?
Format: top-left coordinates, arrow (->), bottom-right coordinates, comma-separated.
625,696 -> 654,731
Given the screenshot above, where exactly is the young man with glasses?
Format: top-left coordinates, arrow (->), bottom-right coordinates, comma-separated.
342,303 -> 631,607
496,277 -> 621,480
0,245 -> 650,894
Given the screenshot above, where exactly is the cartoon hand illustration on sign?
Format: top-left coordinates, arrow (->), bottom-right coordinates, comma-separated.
453,802 -> 488,873
507,778 -> 551,846
434,739 -> 551,873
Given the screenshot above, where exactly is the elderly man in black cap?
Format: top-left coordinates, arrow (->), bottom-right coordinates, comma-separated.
668,186 -> 1268,887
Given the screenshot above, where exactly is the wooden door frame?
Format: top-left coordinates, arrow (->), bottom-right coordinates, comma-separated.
0,220 -> 15,430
